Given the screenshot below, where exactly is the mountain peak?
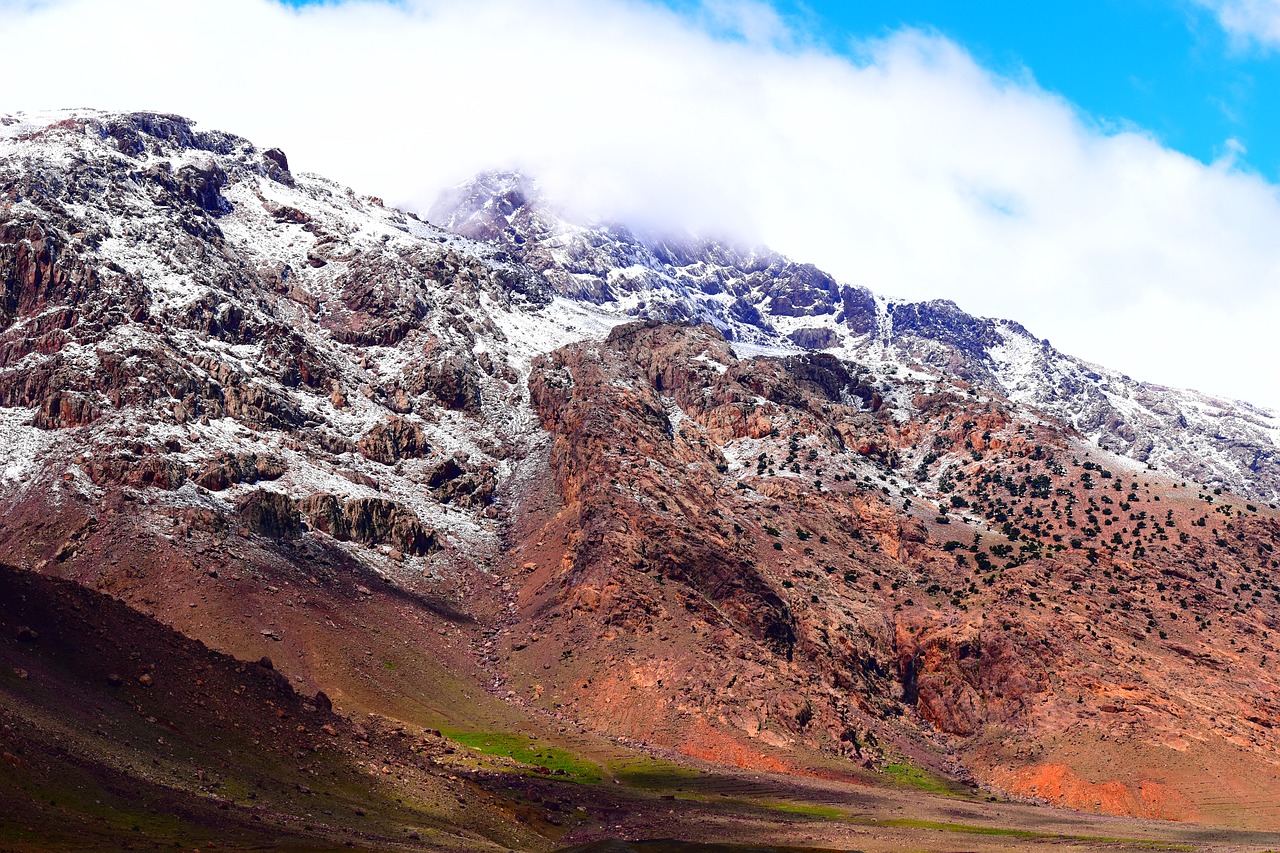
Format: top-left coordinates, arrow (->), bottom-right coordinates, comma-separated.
425,165 -> 1280,501
427,168 -> 544,240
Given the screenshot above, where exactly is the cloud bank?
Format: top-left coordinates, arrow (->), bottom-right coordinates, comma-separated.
2,0 -> 1279,410
1195,0 -> 1280,49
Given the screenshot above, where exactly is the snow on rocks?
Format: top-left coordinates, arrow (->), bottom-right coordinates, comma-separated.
429,169 -> 1280,502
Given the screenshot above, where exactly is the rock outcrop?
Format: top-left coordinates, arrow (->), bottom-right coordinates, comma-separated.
297,493 -> 438,555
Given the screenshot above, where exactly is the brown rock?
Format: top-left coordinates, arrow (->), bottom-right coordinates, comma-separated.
32,391 -> 100,429
405,352 -> 482,413
357,417 -> 430,464
297,493 -> 437,555
237,489 -> 301,540
262,147 -> 290,174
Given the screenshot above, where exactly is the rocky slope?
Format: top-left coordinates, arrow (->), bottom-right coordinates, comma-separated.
0,562 -> 544,852
510,319 -> 1280,827
3,109 -> 1280,840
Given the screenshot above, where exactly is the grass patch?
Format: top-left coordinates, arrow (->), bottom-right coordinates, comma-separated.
446,731 -> 602,783
878,818 -> 1041,838
881,761 -> 956,794
759,801 -> 846,819
861,819 -> 1195,849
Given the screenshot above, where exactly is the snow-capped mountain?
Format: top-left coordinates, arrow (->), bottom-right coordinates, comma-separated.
432,170 -> 1280,502
1,110 -> 615,569
5,111 -> 1273,512
6,111 -> 1280,837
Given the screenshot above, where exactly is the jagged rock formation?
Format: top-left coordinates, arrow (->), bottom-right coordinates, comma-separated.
4,110 -> 1280,834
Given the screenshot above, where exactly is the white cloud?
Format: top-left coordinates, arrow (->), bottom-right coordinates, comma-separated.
2,0 -> 1279,410
1194,0 -> 1280,49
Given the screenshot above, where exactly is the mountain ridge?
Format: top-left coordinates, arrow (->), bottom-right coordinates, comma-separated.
427,167 -> 1280,502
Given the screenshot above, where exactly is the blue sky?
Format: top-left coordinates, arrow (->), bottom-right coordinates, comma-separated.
699,0 -> 1280,176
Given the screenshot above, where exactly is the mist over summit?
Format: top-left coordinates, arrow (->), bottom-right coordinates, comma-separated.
4,0 -> 1280,411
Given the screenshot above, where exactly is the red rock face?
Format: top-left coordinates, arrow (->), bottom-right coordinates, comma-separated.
529,324 -> 798,653
0,223 -> 90,327
32,390 -> 100,429
518,325 -> 919,747
511,320 -> 1280,823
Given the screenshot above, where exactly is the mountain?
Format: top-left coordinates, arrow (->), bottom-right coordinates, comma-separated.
4,109 -> 1280,848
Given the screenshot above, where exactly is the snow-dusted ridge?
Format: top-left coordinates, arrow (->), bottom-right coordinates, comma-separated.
429,169 -> 1280,502
0,110 -> 580,572
2,107 -> 1277,538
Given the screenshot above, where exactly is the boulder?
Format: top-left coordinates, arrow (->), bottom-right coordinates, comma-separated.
297,493 -> 438,555
237,489 -> 302,540
357,417 -> 430,465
